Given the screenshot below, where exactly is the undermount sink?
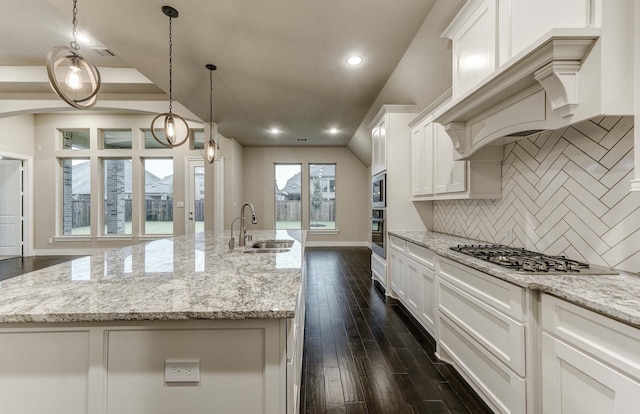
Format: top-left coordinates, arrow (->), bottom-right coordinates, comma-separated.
243,239 -> 294,253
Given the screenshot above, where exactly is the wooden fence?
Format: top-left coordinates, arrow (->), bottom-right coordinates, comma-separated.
276,200 -> 335,221
71,199 -> 205,226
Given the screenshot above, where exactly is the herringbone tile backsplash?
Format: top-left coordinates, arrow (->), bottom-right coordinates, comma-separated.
433,116 -> 640,273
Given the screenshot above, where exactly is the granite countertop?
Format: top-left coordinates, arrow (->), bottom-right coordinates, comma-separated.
0,230 -> 306,323
389,230 -> 640,328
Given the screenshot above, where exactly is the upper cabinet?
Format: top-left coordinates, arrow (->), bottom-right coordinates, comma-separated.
371,116 -> 387,176
410,92 -> 501,201
435,0 -> 634,163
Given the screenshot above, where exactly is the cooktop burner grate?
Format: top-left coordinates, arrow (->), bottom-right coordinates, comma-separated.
450,244 -> 617,275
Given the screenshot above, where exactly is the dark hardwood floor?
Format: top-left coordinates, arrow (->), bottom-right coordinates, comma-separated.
0,255 -> 82,282
301,247 -> 493,414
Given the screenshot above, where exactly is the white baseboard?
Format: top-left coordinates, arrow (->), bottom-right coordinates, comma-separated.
305,241 -> 371,248
33,248 -> 110,256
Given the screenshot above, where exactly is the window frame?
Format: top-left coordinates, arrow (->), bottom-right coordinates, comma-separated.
274,163 -> 303,230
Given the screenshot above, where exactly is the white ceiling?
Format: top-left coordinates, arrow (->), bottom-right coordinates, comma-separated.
5,0 -> 437,147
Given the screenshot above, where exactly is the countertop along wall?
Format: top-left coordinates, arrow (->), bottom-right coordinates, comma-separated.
433,116 -> 640,273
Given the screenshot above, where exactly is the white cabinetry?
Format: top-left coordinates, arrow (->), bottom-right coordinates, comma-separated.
409,94 -> 501,200
371,117 -> 387,176
444,0 -> 594,99
541,294 -> 640,414
389,236 -> 407,301
388,235 -> 437,337
436,257 -> 528,414
370,105 -> 430,290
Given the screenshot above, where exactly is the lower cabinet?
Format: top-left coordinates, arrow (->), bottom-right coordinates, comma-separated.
387,235 -> 640,414
436,257 -> 527,414
388,236 -> 437,337
541,294 -> 640,414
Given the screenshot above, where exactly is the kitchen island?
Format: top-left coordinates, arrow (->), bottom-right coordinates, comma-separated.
0,230 -> 306,414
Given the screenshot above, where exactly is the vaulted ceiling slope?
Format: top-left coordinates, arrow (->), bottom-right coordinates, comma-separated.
35,0 -> 437,148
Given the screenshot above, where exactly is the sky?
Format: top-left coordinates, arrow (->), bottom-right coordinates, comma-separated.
275,164 -> 301,191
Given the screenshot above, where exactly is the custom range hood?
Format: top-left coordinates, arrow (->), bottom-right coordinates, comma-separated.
432,0 -> 634,160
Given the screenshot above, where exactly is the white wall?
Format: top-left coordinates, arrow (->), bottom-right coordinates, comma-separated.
32,114 -> 205,252
242,147 -> 369,245
220,136 -> 244,229
347,0 -> 465,165
0,115 -> 35,157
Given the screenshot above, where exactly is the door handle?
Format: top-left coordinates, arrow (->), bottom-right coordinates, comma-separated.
189,211 -> 194,221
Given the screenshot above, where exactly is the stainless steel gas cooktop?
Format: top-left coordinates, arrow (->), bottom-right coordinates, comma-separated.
450,244 -> 618,275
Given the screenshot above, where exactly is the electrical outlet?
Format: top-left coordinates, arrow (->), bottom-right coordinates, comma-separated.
48,237 -> 53,244
165,360 -> 200,383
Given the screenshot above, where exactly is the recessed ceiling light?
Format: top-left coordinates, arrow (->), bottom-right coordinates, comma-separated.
77,33 -> 93,45
269,128 -> 281,135
329,128 -> 339,135
346,55 -> 363,65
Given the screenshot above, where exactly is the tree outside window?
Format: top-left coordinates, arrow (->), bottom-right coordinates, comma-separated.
309,164 -> 336,230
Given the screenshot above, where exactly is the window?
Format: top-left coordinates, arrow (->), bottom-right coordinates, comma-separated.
61,158 -> 90,235
101,129 -> 132,149
103,158 -> 132,235
144,158 -> 173,234
275,164 -> 301,229
60,129 -> 90,149
193,129 -> 205,150
309,164 -> 336,230
143,130 -> 172,149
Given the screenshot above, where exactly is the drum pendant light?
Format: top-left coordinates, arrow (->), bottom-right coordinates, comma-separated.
202,64 -> 220,164
46,0 -> 101,109
150,6 -> 189,148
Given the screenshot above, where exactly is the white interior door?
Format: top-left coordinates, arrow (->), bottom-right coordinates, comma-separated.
0,160 -> 22,256
186,159 -> 205,234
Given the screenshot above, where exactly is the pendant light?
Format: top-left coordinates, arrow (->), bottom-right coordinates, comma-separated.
46,0 -> 101,109
202,64 -> 220,164
150,6 -> 189,148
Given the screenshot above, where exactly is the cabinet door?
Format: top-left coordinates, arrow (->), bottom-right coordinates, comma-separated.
411,124 -> 423,196
421,122 -> 434,195
434,123 -> 466,194
420,264 -> 436,336
542,333 -> 640,414
378,118 -> 387,173
371,126 -> 380,175
406,258 -> 424,319
389,249 -> 406,300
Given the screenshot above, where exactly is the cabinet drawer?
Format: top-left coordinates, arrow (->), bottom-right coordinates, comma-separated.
438,314 -> 526,414
389,235 -> 407,252
438,257 -> 525,321
438,278 -> 525,376
407,242 -> 435,269
542,294 -> 640,382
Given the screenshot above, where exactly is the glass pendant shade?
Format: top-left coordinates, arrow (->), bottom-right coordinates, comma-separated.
203,138 -> 217,164
46,0 -> 101,110
201,63 -> 220,164
149,5 -> 190,148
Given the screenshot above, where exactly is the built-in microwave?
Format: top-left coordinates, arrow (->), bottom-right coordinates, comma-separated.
372,173 -> 386,208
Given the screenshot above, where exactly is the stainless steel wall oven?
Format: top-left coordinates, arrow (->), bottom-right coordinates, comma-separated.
372,173 -> 386,208
371,209 -> 385,258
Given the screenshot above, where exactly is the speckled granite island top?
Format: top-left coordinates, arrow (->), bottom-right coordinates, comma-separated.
0,230 -> 306,323
389,230 -> 640,328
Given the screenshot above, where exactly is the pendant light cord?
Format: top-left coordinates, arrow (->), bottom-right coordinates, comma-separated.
209,68 -> 214,143
70,0 -> 80,51
168,14 -> 173,114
